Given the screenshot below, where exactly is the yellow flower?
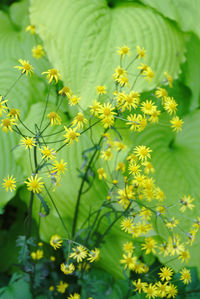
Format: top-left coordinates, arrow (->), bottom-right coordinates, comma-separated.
113,66 -> 127,80
164,71 -> 173,87
158,266 -> 173,281
132,279 -> 147,294
21,137 -> 36,149
180,268 -> 191,284
96,85 -> 107,95
116,162 -> 125,173
14,59 -> 34,76
164,97 -> 178,114
32,45 -> 45,59
116,75 -> 129,87
88,248 -> 100,263
89,100 -> 101,116
50,256 -> 55,262
7,108 -> 20,120
100,148 -> 113,161
72,112 -> 88,129
121,217 -> 133,232
123,242 -> 135,254
178,249 -> 190,263
63,127 -> 80,144
117,45 -> 130,58
156,281 -> 168,298
47,111 -> 61,126
179,195 -> 195,212
1,117 -> 16,132
136,45 -> 146,59
143,283 -> 158,299
42,68 -> 61,84
51,159 -> 67,175
31,249 -> 43,260
120,252 -> 137,270
59,86 -> 72,97
68,95 -> 81,105
170,116 -> 183,132
143,67 -> 154,82
56,281 -> 68,293
69,245 -> 88,263
165,217 -> 179,230
40,146 -> 56,160
155,87 -> 168,99
128,162 -> 141,176
50,235 -> 63,250
25,25 -> 36,34
137,63 -> 148,73
134,145 -> 152,161
141,237 -> 157,254
166,283 -> 177,298
24,174 -> 44,193
97,168 -> 107,180
2,175 -> 16,192
141,100 -> 157,115
49,286 -> 54,291
60,263 -> 75,274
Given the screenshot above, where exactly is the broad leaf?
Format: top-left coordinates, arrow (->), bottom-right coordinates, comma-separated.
30,0 -> 185,108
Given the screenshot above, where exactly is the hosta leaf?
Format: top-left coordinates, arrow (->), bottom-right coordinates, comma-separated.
140,0 -> 200,38
30,0 -> 185,108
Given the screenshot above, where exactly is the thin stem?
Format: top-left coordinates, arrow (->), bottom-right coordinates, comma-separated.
39,85 -> 51,130
4,73 -> 23,97
27,192 -> 34,238
72,135 -> 104,238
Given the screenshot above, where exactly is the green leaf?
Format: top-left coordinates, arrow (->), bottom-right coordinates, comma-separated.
0,275 -> 32,299
30,0 -> 185,108
182,34 -> 200,111
140,0 -> 200,38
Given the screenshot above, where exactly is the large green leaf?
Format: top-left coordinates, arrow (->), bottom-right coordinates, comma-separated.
182,34 -> 200,111
140,0 -> 200,38
30,0 -> 185,108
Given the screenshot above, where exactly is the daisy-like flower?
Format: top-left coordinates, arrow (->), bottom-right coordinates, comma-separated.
123,242 -> 135,253
134,145 -> 152,161
0,117 -> 16,133
7,108 -> 20,120
155,87 -> 168,99
120,252 -> 137,270
170,116 -> 183,132
89,100 -> 101,116
50,235 -> 63,250
180,268 -> 191,284
24,174 -> 44,193
180,195 -> 195,212
60,263 -> 75,275
166,283 -> 177,298
47,111 -> 61,126
32,45 -> 45,59
68,95 -> 81,106
132,279 -> 147,294
63,127 -> 80,144
156,281 -> 168,298
141,100 -> 157,115
31,249 -> 43,260
100,148 -> 113,161
158,266 -> 173,281
96,85 -> 107,95
25,24 -> 36,34
136,45 -> 146,59
42,68 -> 61,84
21,137 -> 36,149
117,45 -> 130,58
88,248 -> 100,263
143,283 -> 158,299
141,237 -> 157,254
14,59 -> 34,76
56,281 -> 68,294
59,86 -> 72,97
121,217 -> 133,232
69,245 -> 88,263
72,112 -> 88,129
164,97 -> 178,115
178,249 -> 190,263
51,159 -> 67,175
113,66 -> 127,80
143,67 -> 154,82
137,63 -> 148,73
40,146 -> 56,160
2,175 -> 16,192
0,97 -> 8,117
